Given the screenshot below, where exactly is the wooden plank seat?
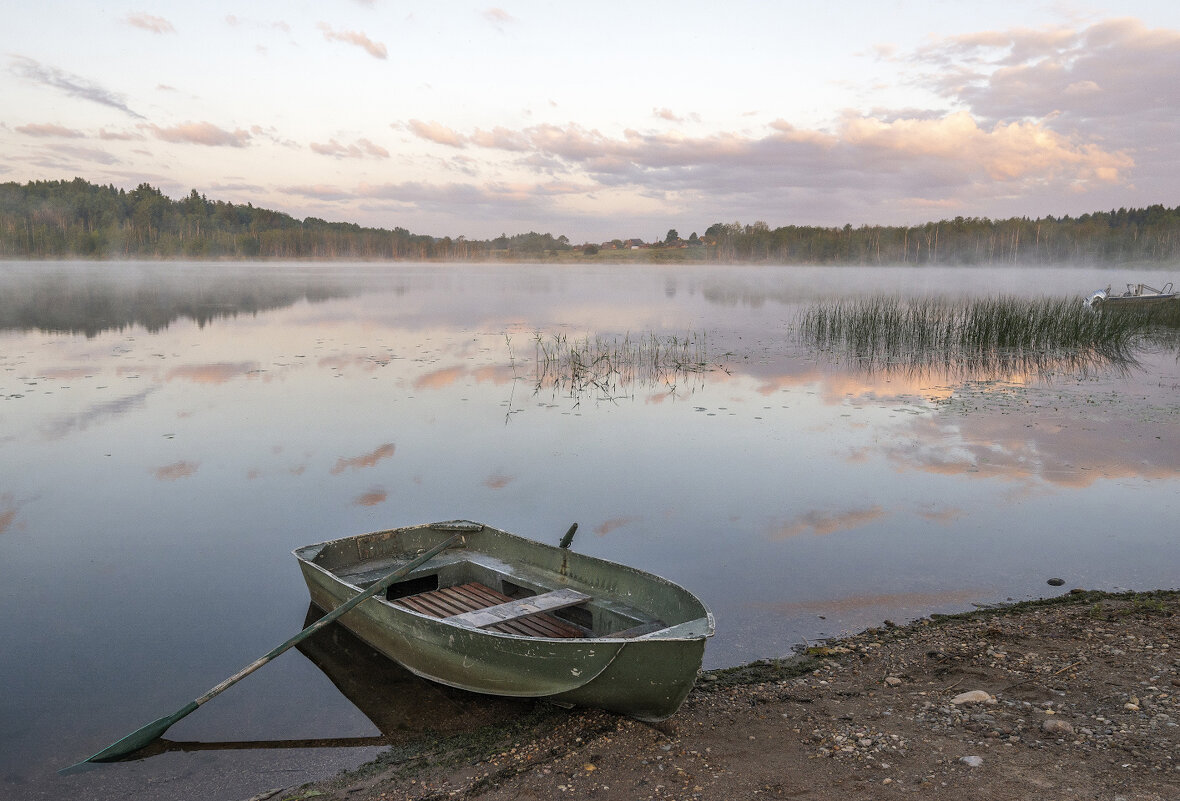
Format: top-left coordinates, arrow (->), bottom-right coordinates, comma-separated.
390,582 -> 587,638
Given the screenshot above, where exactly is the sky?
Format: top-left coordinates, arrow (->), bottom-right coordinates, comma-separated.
1,1 -> 1178,243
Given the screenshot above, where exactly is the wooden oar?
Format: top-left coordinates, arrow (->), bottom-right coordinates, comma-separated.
64,532 -> 464,770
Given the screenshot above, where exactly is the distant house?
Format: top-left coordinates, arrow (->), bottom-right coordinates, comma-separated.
624,238 -> 645,249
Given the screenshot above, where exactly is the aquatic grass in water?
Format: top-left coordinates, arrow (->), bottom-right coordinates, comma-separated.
796,295 -> 1153,378
515,331 -> 723,401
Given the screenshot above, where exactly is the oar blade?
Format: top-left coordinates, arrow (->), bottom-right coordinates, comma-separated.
61,701 -> 199,772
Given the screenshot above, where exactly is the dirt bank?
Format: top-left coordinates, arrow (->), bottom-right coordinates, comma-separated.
265,590 -> 1179,801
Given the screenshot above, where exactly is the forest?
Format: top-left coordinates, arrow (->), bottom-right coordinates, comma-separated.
2,177 -> 1178,265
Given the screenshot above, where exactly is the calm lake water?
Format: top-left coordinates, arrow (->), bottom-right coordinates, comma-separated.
2,260 -> 1178,799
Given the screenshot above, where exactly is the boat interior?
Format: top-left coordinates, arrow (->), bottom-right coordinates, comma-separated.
324,548 -> 667,640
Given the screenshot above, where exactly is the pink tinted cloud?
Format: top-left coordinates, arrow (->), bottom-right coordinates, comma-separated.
98,128 -> 142,141
146,121 -> 252,147
310,138 -> 389,159
125,13 -> 176,34
16,123 -> 84,138
318,23 -> 387,59
483,8 -> 516,28
406,119 -> 467,148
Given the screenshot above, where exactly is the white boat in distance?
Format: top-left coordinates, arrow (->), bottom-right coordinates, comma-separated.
1086,282 -> 1177,309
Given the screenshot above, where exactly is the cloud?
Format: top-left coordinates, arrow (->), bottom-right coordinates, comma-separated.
406,119 -> 467,148
280,183 -> 355,201
310,137 -> 390,159
15,123 -> 84,138
98,128 -> 143,141
145,121 -> 252,147
42,143 -> 121,165
8,55 -> 143,119
125,12 -> 175,34
318,22 -> 387,59
483,8 -> 517,28
398,113 -> 1130,209
911,20 -> 1180,148
468,126 -> 530,151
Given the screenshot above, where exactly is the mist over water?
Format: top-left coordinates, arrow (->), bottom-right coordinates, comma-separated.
2,261 -> 1177,800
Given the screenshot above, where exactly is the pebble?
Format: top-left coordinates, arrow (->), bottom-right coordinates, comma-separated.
950,690 -> 996,705
1047,578 -> 1065,586
960,755 -> 984,767
885,676 -> 903,686
1041,718 -> 1074,736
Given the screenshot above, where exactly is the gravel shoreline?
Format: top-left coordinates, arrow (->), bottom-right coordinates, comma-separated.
265,590 -> 1179,801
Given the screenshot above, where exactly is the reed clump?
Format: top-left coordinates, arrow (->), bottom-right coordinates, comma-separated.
796,295 -> 1151,377
527,331 -> 721,400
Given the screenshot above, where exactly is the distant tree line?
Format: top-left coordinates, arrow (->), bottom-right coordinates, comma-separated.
703,207 -> 1180,265
0,178 -> 571,260
2,178 -> 1178,265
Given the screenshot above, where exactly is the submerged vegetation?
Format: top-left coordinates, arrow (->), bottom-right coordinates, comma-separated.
795,295 -> 1177,378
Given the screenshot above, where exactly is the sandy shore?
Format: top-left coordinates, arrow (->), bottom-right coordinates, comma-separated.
260,590 -> 1179,801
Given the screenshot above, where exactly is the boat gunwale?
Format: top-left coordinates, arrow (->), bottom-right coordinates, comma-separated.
293,521 -> 715,644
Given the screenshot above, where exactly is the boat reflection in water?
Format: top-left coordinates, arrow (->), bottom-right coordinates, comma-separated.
121,606 -> 533,760
295,603 -> 535,738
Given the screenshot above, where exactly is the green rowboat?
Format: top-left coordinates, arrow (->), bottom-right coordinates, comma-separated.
293,521 -> 714,721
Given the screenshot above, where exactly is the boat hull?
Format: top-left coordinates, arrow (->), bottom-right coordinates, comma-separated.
295,522 -> 713,721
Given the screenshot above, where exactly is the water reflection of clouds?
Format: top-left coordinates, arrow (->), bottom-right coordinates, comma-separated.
153,460 -> 199,481
483,471 -> 515,490
39,387 -> 156,440
0,494 -> 18,534
317,353 -> 390,373
769,506 -> 888,539
890,410 -> 1180,488
749,367 -> 947,409
414,364 -> 516,390
37,367 -> 93,381
330,443 -> 396,474
753,588 -> 985,618
414,366 -> 467,390
166,362 -> 262,384
914,504 -> 966,524
354,488 -> 387,507
594,517 -> 640,536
